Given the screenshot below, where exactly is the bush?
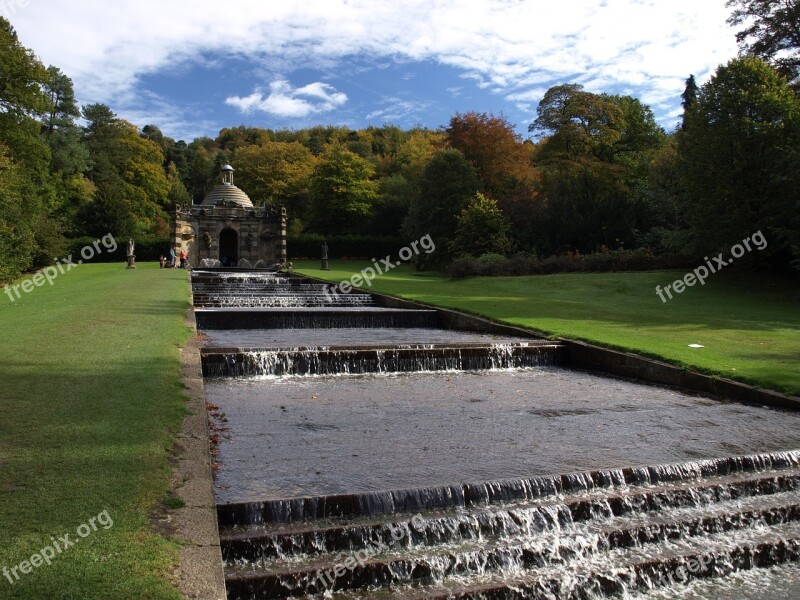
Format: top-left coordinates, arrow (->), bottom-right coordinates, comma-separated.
288,234 -> 404,260
448,248 -> 682,279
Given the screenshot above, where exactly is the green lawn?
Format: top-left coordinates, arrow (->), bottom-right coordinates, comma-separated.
0,263 -> 190,599
295,260 -> 800,396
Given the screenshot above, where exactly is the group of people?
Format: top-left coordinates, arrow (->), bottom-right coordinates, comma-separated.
160,248 -> 188,269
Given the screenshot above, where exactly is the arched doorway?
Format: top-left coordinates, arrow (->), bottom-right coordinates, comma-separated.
219,228 -> 238,267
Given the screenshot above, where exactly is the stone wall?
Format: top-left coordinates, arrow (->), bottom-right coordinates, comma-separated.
173,205 -> 287,267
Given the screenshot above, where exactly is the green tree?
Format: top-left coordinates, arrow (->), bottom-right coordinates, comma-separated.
118,124 -> 170,235
450,193 -> 513,258
308,144 -> 378,235
727,0 -> 800,85
81,105 -> 170,237
405,149 -> 479,267
0,17 -> 56,278
530,84 -> 665,254
681,74 -> 699,129
166,161 -> 190,207
530,84 -> 663,163
0,144 -> 34,281
680,56 -> 800,267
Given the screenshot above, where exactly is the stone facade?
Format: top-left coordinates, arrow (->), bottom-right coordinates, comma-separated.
171,165 -> 287,268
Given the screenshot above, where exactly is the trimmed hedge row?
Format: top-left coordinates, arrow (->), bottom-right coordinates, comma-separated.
448,249 -> 686,278
65,236 -> 172,263
288,234 -> 405,260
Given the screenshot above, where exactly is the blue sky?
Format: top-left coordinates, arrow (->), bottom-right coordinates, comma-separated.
9,0 -> 739,141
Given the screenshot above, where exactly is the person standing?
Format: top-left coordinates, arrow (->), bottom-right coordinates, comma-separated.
179,249 -> 187,269
169,247 -> 176,268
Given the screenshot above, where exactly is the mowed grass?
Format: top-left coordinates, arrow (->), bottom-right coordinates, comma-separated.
0,263 -> 190,599
295,260 -> 800,396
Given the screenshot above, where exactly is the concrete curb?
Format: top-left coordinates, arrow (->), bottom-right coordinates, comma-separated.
172,302 -> 227,599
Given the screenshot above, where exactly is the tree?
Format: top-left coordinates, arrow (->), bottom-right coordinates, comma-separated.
530,84 -> 666,254
681,75 -> 699,129
81,105 -> 170,236
450,193 -> 513,258
405,149 -> 479,267
680,56 -> 800,267
308,144 -> 378,235
0,17 -> 56,278
0,144 -> 34,281
42,66 -> 80,136
0,18 -> 49,120
446,112 -> 539,200
530,84 -> 623,161
727,0 -> 800,85
166,161 -> 190,206
234,141 -> 315,214
531,85 -> 663,163
117,124 -> 170,234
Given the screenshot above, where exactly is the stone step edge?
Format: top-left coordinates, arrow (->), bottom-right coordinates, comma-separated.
219,475 -> 800,558
216,450 -> 800,527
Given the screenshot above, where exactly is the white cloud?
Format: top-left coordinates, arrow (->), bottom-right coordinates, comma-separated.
9,0 -> 739,136
226,80 -> 347,118
366,98 -> 431,122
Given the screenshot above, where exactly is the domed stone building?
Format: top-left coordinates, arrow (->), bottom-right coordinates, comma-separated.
171,165 -> 287,268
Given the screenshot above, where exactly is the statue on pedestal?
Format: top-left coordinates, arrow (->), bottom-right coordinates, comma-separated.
321,242 -> 329,271
126,238 -> 136,270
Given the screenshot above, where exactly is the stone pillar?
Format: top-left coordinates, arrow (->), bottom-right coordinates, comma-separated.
279,207 -> 288,263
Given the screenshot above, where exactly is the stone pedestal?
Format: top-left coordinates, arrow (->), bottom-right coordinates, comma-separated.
126,255 -> 136,269
321,258 -> 329,271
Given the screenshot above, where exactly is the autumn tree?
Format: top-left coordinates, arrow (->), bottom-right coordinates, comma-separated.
446,112 -> 538,197
234,141 -> 315,215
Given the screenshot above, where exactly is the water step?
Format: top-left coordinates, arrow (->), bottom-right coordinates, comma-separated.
193,298 -> 377,309
217,450 -> 800,527
195,308 -> 440,330
223,509 -> 800,598
201,342 -> 564,377
327,526 -> 800,599
217,452 -> 800,599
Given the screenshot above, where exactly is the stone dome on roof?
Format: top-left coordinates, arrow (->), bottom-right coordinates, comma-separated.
202,165 -> 254,207
202,184 -> 254,207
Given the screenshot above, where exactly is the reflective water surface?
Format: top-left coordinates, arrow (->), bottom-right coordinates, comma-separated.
207,368 -> 800,504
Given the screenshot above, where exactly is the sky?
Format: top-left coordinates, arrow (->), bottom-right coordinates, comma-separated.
6,0 -> 740,141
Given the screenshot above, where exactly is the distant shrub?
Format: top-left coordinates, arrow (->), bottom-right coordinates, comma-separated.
448,248 -> 681,279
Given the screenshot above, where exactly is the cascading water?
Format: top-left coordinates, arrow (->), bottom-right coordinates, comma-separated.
190,269 -> 800,599
218,451 -> 800,599
201,342 -> 564,377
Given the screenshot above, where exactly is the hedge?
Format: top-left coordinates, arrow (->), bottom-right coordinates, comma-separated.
448,249 -> 687,278
65,236 -> 172,263
288,234 -> 405,260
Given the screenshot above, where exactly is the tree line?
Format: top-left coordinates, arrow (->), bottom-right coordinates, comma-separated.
1,0 -> 798,282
